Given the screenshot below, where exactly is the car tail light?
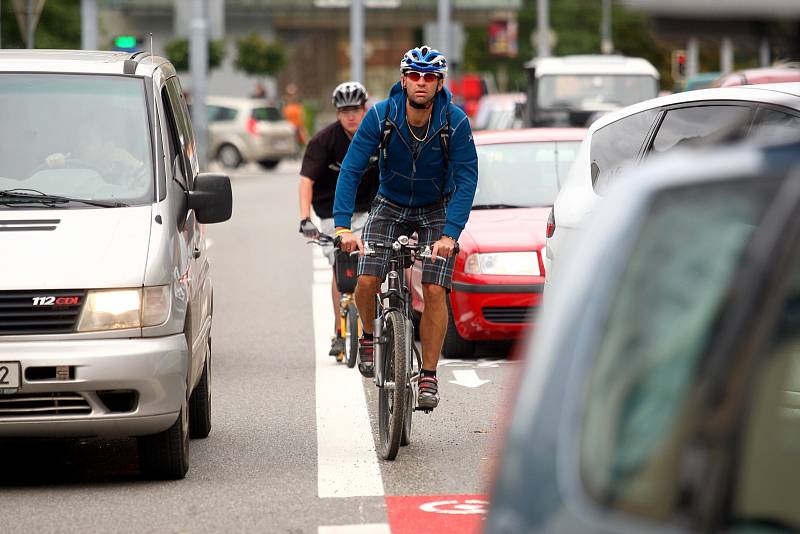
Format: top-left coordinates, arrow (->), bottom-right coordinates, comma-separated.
246,117 -> 260,137
546,208 -> 556,238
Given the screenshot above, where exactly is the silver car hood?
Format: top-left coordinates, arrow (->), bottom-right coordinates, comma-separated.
0,206 -> 153,290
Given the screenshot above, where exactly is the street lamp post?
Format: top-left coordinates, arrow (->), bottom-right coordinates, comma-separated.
537,0 -> 551,57
601,0 -> 613,54
81,0 -> 98,50
350,0 -> 364,84
190,0 -> 209,168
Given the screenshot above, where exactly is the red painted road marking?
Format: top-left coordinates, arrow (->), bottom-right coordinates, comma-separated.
385,495 -> 488,534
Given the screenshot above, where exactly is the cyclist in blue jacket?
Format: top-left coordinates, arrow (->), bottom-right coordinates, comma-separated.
334,46 -> 478,410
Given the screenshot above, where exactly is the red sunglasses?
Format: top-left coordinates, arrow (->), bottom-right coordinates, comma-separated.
405,71 -> 440,83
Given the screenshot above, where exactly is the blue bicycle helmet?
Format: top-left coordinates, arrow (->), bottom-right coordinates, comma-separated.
400,45 -> 448,76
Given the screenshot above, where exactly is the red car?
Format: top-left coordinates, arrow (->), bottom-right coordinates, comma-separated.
410,128 -> 586,357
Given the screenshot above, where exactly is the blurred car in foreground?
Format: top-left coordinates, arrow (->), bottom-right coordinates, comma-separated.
487,139 -> 800,533
410,128 -> 586,357
545,82 -> 800,294
473,93 -> 525,131
206,96 -> 298,170
715,66 -> 800,88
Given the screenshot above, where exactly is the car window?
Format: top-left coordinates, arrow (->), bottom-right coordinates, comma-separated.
748,107 -> 800,145
733,250 -> 800,532
208,105 -> 237,122
251,107 -> 282,122
590,109 -> 658,195
473,140 -> 580,207
0,73 -> 154,206
577,178 -> 780,523
165,77 -> 197,186
651,105 -> 752,154
538,75 -> 658,109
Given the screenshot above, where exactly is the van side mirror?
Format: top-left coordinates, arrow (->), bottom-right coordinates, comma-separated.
187,173 -> 232,223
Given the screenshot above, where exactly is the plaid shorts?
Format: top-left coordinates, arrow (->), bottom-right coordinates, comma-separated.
358,195 -> 455,289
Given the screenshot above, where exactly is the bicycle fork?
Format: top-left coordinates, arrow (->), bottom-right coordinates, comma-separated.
373,313 -> 385,388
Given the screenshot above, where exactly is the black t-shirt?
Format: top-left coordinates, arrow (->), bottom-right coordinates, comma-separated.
300,121 -> 378,219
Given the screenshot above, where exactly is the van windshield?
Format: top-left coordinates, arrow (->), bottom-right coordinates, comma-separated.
538,74 -> 658,110
0,74 -> 154,207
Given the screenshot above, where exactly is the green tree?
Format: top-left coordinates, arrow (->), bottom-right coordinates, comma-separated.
463,0 -> 670,89
234,33 -> 286,77
164,38 -> 227,72
1,0 -> 81,49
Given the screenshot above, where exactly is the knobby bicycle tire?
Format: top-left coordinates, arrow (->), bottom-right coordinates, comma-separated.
378,310 -> 408,460
345,303 -> 359,368
400,321 -> 417,446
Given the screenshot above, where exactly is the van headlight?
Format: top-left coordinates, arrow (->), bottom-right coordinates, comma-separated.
77,286 -> 171,332
464,252 -> 541,276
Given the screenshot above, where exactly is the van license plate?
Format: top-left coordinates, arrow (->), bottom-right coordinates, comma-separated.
0,362 -> 21,392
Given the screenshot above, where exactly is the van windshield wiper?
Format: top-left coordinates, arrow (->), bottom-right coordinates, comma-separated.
0,189 -> 128,208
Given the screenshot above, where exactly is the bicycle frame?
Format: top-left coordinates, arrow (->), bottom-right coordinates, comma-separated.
371,240 -> 422,390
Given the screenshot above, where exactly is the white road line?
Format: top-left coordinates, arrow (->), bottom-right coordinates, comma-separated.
313,247 -> 384,499
318,524 -> 390,534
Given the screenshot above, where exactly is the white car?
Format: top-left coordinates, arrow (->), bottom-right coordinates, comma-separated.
544,82 -> 800,292
206,96 -> 298,170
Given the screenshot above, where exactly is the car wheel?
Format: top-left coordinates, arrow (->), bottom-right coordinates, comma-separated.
258,159 -> 280,170
137,394 -> 189,480
442,302 -> 475,359
218,144 -> 242,169
189,337 -> 212,439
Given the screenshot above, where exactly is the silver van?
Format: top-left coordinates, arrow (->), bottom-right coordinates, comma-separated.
0,50 -> 232,479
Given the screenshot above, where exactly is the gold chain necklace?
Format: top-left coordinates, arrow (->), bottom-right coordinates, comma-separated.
406,114 -> 431,142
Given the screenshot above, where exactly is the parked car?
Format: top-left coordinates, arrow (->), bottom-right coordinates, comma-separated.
473,93 -> 525,131
714,66 -> 800,88
545,82 -> 800,294
410,128 -> 586,357
207,96 -> 298,170
523,55 -> 660,128
0,50 -> 232,479
682,71 -> 720,91
487,138 -> 800,533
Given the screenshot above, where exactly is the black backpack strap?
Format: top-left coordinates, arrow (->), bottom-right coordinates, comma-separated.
378,103 -> 393,173
439,106 -> 452,198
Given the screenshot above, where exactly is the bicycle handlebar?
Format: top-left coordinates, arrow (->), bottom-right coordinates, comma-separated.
316,233 -> 459,260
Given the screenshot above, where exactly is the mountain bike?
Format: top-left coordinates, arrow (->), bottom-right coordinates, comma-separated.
309,234 -> 360,368
347,235 -> 454,460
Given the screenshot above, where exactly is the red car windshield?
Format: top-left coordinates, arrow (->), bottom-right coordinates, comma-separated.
473,140 -> 580,208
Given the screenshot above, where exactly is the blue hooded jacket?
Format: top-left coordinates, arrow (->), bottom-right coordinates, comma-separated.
333,82 -> 478,239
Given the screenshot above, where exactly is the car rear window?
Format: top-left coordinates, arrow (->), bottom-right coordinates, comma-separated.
578,178 -> 782,524
252,107 -> 282,122
208,105 -> 237,122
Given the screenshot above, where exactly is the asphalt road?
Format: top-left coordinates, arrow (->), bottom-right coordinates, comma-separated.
0,161 -> 519,534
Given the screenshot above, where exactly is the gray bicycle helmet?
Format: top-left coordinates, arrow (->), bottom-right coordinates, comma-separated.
332,81 -> 369,109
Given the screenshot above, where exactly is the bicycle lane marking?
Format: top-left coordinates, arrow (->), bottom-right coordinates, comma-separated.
385,495 -> 488,534
312,246 -> 385,498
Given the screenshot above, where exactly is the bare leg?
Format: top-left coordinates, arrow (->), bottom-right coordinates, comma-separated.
331,274 -> 341,335
355,275 -> 380,335
420,283 -> 447,371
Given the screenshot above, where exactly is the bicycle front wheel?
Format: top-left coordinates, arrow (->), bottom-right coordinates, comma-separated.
344,303 -> 359,369
378,310 -> 408,461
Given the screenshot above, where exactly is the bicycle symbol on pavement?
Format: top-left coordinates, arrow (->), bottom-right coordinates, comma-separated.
419,499 -> 489,515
